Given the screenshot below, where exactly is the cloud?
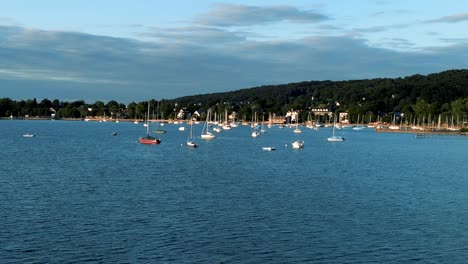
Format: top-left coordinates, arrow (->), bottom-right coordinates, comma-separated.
439,37 -> 468,44
0,17 -> 20,26
369,11 -> 385,17
350,23 -> 409,35
425,13 -> 468,23
375,38 -> 416,50
140,26 -> 247,46
0,68 -> 127,84
194,4 -> 329,27
1,25 -> 467,102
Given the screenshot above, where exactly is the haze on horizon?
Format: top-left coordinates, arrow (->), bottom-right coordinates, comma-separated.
1,0 -> 467,103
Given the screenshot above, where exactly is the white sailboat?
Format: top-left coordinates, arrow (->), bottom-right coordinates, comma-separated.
327,115 -> 345,142
293,112 -> 302,133
201,110 -> 215,139
186,119 -> 198,148
388,114 -> 400,130
222,109 -> 231,130
251,112 -> 260,137
260,115 -> 267,133
154,101 -> 166,134
267,112 -> 273,128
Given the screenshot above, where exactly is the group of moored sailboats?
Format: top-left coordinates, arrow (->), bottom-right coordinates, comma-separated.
138,102 -> 215,148
136,103 -> 345,147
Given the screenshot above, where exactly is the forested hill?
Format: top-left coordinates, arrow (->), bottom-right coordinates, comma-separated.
172,69 -> 468,120
1,69 -> 468,122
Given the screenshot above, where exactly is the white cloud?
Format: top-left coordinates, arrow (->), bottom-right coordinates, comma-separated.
194,4 -> 329,27
140,26 -> 247,46
0,68 -> 127,85
425,13 -> 468,23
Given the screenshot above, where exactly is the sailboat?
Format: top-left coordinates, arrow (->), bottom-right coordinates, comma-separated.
212,112 -> 222,133
154,101 -> 166,134
306,112 -> 314,129
222,109 -> 231,130
201,110 -> 215,139
260,114 -> 267,133
138,102 -> 161,145
389,114 -> 400,130
352,114 -> 365,130
267,112 -> 273,128
186,119 -> 198,148
293,111 -> 302,133
251,112 -> 260,137
327,114 -> 345,142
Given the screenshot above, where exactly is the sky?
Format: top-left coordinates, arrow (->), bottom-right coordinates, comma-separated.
1,0 -> 468,102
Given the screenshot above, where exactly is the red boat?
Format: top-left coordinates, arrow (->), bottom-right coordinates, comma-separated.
138,135 -> 161,145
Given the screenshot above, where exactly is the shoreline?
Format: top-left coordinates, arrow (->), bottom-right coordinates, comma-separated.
376,127 -> 467,136
2,117 -> 467,136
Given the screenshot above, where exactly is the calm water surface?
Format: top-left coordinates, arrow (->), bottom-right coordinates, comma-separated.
1,120 -> 467,263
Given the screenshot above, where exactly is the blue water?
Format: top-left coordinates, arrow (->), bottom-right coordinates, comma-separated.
1,120 -> 467,263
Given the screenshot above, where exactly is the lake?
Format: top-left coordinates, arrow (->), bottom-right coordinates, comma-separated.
1,120 -> 467,263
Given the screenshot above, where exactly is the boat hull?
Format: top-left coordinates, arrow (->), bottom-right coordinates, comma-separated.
138,136 -> 161,144
262,147 -> 275,151
201,133 -> 215,139
291,140 -> 304,149
327,136 -> 344,142
186,141 -> 198,148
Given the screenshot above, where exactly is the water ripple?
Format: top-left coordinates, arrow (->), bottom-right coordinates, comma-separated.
1,121 -> 468,263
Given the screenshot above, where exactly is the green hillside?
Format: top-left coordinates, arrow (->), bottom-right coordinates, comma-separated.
1,69 -> 468,124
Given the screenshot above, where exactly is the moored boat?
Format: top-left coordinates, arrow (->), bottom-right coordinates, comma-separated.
251,130 -> 260,137
262,146 -> 276,151
327,115 -> 345,142
138,135 -> 161,144
291,140 -> 304,149
138,102 -> 161,145
327,135 -> 345,142
201,110 -> 216,139
186,140 -> 198,148
186,120 -> 198,148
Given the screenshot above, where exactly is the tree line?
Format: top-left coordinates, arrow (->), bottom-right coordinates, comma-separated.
1,69 -> 468,125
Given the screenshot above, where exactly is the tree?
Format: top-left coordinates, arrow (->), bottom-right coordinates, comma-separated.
413,99 -> 430,117
451,98 -> 468,117
106,100 -> 120,118
0,98 -> 14,117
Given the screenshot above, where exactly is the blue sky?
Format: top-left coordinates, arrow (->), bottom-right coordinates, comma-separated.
1,0 -> 467,102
